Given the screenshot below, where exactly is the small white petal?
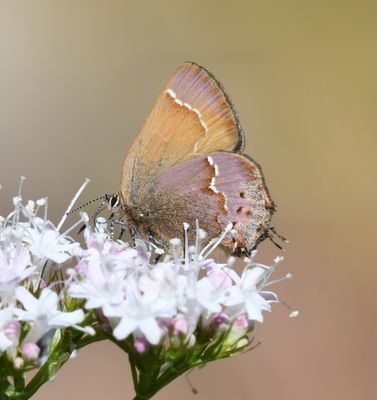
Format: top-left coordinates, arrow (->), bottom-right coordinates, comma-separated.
0,332 -> 12,351
113,317 -> 138,340
139,318 -> 162,345
15,287 -> 38,312
49,309 -> 85,327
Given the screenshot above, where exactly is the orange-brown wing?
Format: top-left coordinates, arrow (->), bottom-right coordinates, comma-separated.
121,62 -> 244,204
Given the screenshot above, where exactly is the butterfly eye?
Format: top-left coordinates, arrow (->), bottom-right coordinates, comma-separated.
107,194 -> 120,209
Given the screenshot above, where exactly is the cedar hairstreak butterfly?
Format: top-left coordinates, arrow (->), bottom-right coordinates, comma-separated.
74,62 -> 282,254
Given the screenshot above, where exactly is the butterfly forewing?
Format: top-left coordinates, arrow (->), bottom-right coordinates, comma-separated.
121,62 -> 244,205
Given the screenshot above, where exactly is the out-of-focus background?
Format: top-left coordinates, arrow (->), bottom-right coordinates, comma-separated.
0,1 -> 376,399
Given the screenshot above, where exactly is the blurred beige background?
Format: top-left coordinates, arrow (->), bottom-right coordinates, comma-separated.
0,1 -> 376,399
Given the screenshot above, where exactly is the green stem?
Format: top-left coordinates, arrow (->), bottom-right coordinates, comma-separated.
128,353 -> 139,389
13,374 -> 25,394
132,361 -> 194,400
76,332 -> 107,349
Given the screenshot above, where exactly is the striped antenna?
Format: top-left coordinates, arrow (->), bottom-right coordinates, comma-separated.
66,195 -> 107,216
89,203 -> 107,224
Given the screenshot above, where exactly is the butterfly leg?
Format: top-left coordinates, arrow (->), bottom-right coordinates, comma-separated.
268,227 -> 289,250
118,227 -> 126,241
269,227 -> 289,243
111,219 -> 126,240
77,223 -> 86,235
153,253 -> 162,264
129,225 -> 137,247
108,212 -> 115,239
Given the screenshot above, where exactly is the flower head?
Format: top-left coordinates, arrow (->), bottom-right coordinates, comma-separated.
0,178 -> 297,400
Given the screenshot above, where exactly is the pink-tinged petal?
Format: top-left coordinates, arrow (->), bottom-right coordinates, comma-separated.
4,321 -> 21,341
208,268 -> 232,289
113,317 -> 138,340
74,260 -> 87,274
139,318 -> 162,345
15,287 -> 38,312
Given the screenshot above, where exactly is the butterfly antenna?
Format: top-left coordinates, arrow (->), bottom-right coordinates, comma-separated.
66,195 -> 107,216
89,204 -> 107,225
77,202 -> 107,235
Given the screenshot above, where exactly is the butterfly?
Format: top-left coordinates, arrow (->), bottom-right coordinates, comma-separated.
108,62 -> 277,254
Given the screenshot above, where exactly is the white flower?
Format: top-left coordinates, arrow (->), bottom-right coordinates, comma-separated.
14,287 -> 85,343
84,240 -> 140,273
140,262 -> 187,310
0,247 -> 35,305
195,277 -> 224,314
24,219 -> 80,264
108,279 -> 176,345
68,258 -> 128,315
223,266 -> 278,322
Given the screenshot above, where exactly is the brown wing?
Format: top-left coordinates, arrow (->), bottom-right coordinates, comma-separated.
121,62 -> 244,205
135,152 -> 274,253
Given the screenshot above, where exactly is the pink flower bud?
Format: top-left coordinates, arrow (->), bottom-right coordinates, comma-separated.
213,312 -> 229,326
134,337 -> 151,354
234,314 -> 248,329
223,314 -> 250,348
22,342 -> 41,361
173,318 -> 188,335
74,260 -> 87,274
39,279 -> 47,289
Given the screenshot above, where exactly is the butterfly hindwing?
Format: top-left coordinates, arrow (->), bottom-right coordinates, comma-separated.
135,152 -> 274,253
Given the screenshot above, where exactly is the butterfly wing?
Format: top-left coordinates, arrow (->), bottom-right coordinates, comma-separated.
121,62 -> 244,205
136,152 -> 274,253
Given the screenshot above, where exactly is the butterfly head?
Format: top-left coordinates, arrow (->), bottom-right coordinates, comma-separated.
104,193 -> 121,211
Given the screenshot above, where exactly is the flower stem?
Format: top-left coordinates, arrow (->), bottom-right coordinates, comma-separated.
132,361 -> 193,400
128,353 -> 139,389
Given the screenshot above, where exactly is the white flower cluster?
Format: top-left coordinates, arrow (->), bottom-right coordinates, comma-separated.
0,181 -> 92,368
68,221 -> 295,349
0,179 -> 297,372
